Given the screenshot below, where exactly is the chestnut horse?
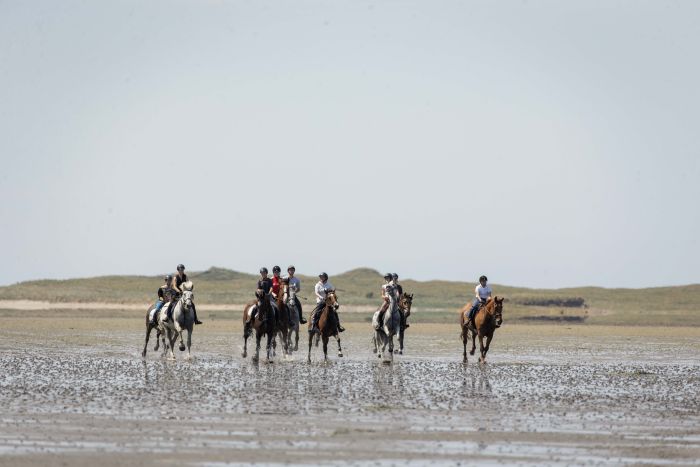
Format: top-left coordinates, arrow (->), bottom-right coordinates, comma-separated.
273,277 -> 291,356
307,291 -> 343,363
460,297 -> 503,363
242,290 -> 276,363
396,292 -> 413,355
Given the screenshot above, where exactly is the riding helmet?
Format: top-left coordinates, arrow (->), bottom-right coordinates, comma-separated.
272,265 -> 281,273
384,272 -> 392,280
260,267 -> 268,274
177,264 -> 185,271
479,275 -> 488,282
287,265 -> 295,272
392,273 -> 399,280
164,274 -> 173,281
319,272 -> 328,280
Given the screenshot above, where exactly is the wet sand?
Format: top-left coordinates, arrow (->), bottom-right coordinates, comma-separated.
1,313 -> 699,466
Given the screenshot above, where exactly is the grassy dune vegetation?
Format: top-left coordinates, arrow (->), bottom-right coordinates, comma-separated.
1,267 -> 699,325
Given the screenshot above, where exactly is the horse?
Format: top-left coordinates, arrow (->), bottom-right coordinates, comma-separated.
242,289 -> 276,363
396,292 -> 413,355
307,291 -> 343,363
373,284 -> 400,361
141,302 -> 167,358
161,282 -> 196,360
274,278 -> 291,357
283,282 -> 301,353
460,297 -> 504,363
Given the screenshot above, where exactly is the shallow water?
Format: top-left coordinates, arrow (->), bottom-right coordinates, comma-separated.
0,320 -> 699,466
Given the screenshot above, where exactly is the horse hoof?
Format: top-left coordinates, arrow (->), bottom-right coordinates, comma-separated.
469,350 -> 475,356
338,353 -> 343,357
242,352 -> 247,358
179,345 -> 186,352
398,350 -> 403,355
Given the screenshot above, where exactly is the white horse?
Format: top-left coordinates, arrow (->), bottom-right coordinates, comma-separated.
161,281 -> 196,360
373,284 -> 400,361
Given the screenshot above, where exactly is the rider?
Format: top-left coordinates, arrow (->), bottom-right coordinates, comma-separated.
149,275 -> 172,325
246,267 -> 273,324
287,265 -> 307,324
167,264 -> 203,324
467,275 -> 492,326
378,272 -> 393,316
309,272 -> 344,334
392,272 -> 409,328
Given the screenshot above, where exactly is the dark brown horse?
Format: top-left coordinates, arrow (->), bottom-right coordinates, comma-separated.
307,291 -> 343,363
460,297 -> 503,363
242,290 -> 276,363
396,292 -> 413,355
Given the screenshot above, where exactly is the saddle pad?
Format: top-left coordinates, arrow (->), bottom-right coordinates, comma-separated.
149,308 -> 157,321
247,305 -> 257,320
372,310 -> 381,331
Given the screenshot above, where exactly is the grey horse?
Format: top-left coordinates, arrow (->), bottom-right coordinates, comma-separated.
285,286 -> 301,353
161,282 -> 196,360
373,284 -> 400,362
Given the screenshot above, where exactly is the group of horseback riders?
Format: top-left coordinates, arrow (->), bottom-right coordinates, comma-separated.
149,264 -> 203,326
150,263 -> 491,333
243,266 -> 345,335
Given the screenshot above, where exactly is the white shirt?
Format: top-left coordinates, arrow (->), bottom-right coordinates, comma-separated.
288,276 -> 301,293
315,280 -> 333,303
475,284 -> 492,300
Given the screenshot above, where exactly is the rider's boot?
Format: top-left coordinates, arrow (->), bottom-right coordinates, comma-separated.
193,305 -> 203,325
299,309 -> 307,325
335,311 -> 345,333
309,314 -> 320,334
404,320 -> 410,328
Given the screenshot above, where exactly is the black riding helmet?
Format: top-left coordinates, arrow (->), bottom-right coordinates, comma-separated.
260,267 -> 268,274
177,264 -> 185,271
383,273 -> 392,280
479,275 -> 488,282
392,273 -> 398,280
272,265 -> 281,273
164,274 -> 173,282
319,272 -> 328,280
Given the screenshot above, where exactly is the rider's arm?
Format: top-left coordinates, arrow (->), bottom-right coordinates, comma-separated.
314,283 -> 323,301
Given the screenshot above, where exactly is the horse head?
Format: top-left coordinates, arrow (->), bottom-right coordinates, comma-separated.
401,293 -> 413,312
493,296 -> 504,327
325,290 -> 339,311
181,290 -> 194,310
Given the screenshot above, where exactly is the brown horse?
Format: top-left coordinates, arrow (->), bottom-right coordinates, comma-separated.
460,297 -> 503,363
307,291 -> 343,363
396,292 -> 413,355
242,290 -> 276,363
274,278 -> 291,356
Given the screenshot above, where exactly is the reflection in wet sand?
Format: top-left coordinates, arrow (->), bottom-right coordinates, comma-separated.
0,320 -> 699,465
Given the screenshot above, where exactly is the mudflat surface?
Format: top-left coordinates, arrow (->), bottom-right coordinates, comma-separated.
1,314 -> 699,466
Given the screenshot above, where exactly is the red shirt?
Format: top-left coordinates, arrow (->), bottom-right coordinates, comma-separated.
271,276 -> 281,295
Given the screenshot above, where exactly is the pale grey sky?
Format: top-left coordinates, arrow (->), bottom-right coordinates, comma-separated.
1,0 -> 699,288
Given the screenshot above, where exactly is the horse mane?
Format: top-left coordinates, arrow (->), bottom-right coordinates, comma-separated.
182,281 -> 194,291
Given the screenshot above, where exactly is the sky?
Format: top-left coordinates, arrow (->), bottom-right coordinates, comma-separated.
1,0 -> 699,289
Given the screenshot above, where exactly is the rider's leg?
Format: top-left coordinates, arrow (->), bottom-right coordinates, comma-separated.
295,297 -> 307,324
192,302 -> 203,325
166,299 -> 177,321
310,302 -> 323,333
467,298 -> 479,324
334,309 -> 345,333
151,301 -> 163,324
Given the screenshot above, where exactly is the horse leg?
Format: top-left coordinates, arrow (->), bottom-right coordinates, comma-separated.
254,331 -> 261,362
186,328 -> 192,359
336,335 -> 343,357
178,331 -> 186,352
322,336 -> 329,361
470,329 -> 476,356
266,330 -> 274,363
462,326 -> 468,362
294,328 -> 299,351
307,330 -> 313,363
388,335 -> 394,361
483,333 -> 493,359
478,334 -> 486,363
154,329 -> 161,351
142,324 -> 152,358
167,330 -> 177,360
398,327 -> 404,354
